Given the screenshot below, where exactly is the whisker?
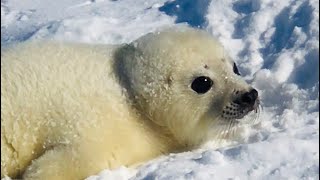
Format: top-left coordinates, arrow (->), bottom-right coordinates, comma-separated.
257,105 -> 261,122
230,120 -> 237,139
212,117 -> 227,146
253,104 -> 262,125
227,118 -> 235,139
216,122 -> 226,145
219,119 -> 229,140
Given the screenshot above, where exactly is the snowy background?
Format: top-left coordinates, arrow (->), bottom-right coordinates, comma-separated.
1,0 -> 319,179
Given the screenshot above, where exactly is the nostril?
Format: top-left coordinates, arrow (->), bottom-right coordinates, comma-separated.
241,92 -> 253,104
240,89 -> 258,105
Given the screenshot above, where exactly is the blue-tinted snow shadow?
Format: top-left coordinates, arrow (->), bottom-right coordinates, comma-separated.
1,25 -> 40,46
159,0 -> 211,28
230,0 -> 318,90
260,1 -> 313,69
232,0 -> 260,15
290,49 -> 319,89
232,0 -> 261,39
1,21 -> 60,47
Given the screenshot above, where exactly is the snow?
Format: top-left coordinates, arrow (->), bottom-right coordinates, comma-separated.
1,0 -> 319,179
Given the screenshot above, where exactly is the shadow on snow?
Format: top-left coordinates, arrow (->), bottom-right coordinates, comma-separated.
159,0 -> 211,29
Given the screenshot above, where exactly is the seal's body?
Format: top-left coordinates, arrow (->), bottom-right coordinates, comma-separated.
1,27 -> 259,179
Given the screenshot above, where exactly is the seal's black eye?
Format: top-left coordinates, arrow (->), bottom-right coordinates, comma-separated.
191,76 -> 213,94
233,62 -> 241,75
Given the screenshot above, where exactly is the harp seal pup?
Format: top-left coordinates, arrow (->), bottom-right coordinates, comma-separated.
1,27 -> 259,179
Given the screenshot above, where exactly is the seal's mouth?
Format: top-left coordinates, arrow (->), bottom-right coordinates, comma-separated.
221,97 -> 261,121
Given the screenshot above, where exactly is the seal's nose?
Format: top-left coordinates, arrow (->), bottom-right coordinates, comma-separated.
241,89 -> 258,105
234,89 -> 258,107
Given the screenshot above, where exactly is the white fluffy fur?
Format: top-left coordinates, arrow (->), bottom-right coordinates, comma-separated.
1,27 -> 251,179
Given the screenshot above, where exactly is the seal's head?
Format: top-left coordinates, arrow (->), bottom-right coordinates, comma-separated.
115,27 -> 260,147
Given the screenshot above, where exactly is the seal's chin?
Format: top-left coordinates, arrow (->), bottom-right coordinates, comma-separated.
207,100 -> 261,141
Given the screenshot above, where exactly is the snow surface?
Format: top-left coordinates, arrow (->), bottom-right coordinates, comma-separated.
1,0 -> 319,179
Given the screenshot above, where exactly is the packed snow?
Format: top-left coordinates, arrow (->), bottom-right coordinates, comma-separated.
1,0 -> 319,179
